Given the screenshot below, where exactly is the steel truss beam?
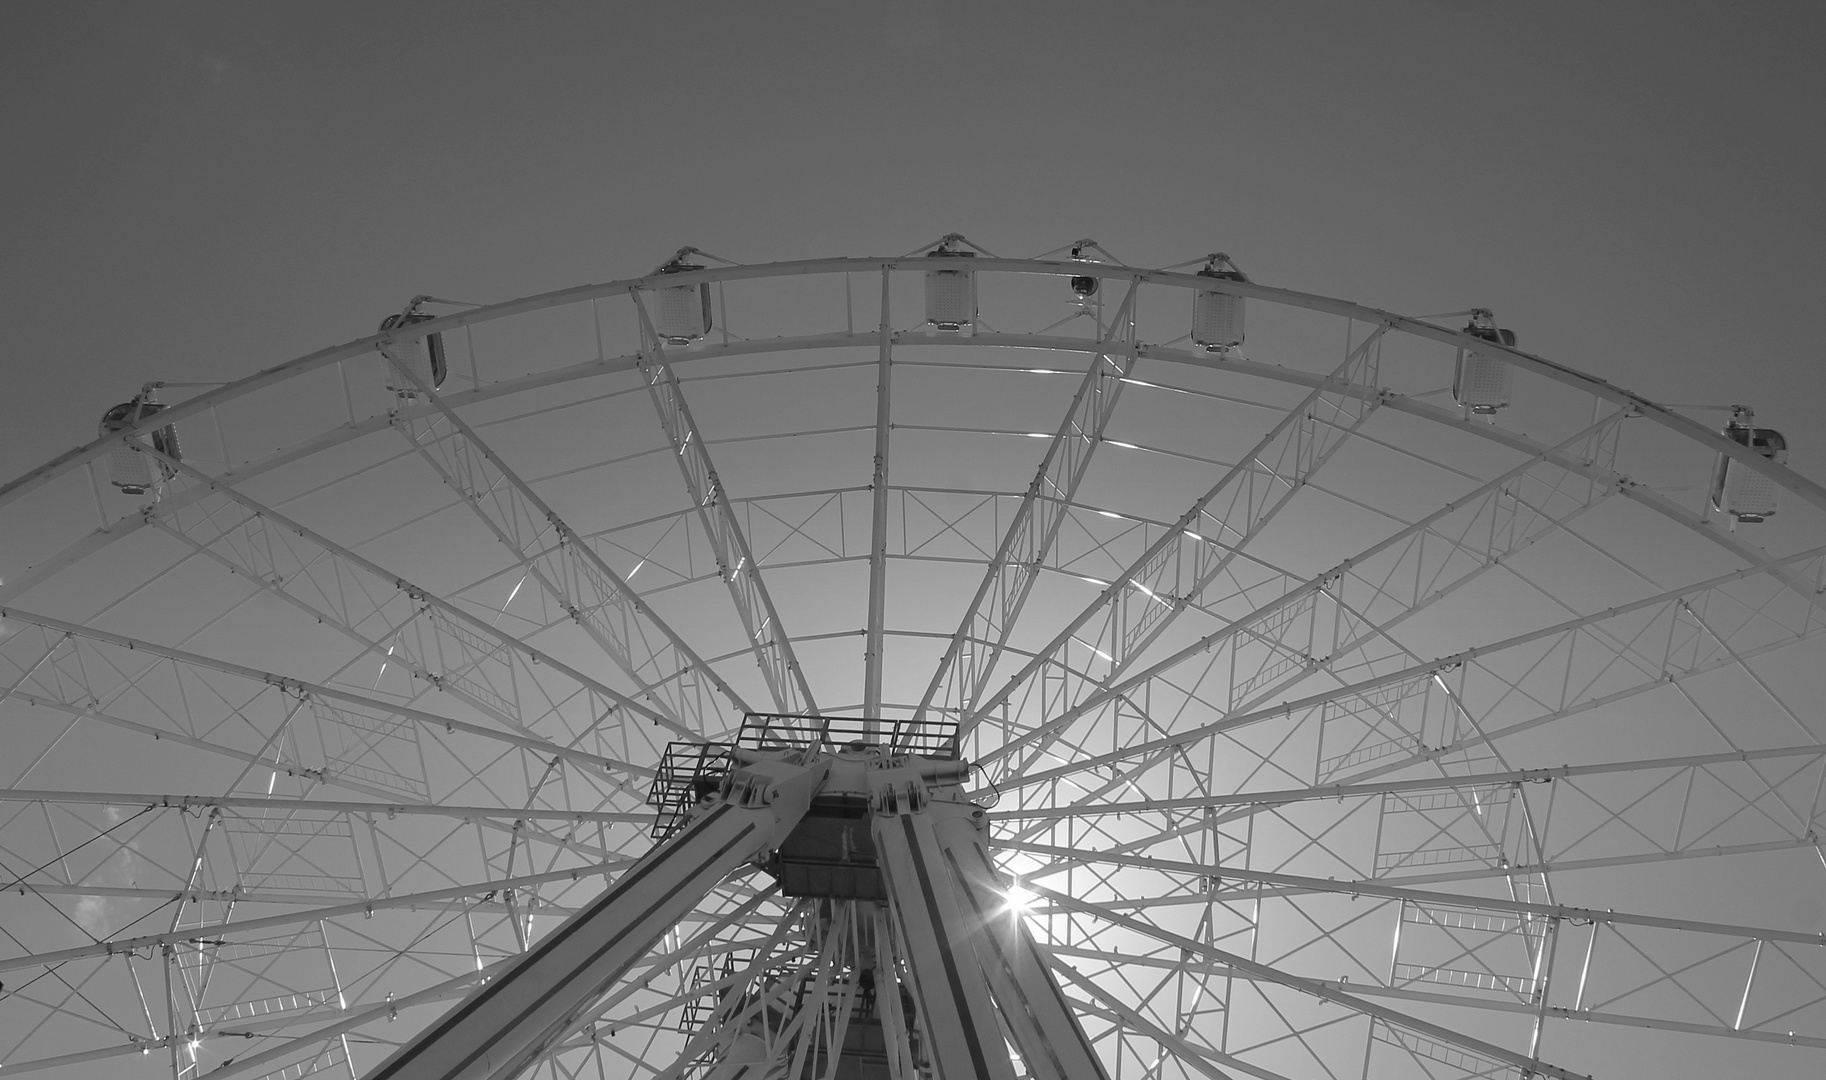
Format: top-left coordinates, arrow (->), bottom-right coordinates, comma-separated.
989,546 -> 1826,844
45,912 -> 827,1080
0,862 -> 621,976
0,607 -> 631,780
992,743 -> 1826,823
0,786 -> 638,916
1106,326 -> 1392,678
0,789 -> 641,825
916,279 -> 1140,731
1009,843 -> 1823,946
139,455 -> 690,769
959,321 -> 1392,742
1054,963 -> 1300,1080
381,355 -> 748,737
1298,978 -> 1826,1052
0,657 -> 645,934
977,406 -> 1640,776
1034,885 -> 1590,1080
1012,845 -> 1826,1051
629,291 -> 818,716
865,268 -> 893,719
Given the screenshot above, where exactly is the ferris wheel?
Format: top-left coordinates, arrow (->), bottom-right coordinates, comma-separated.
2,236 -> 1825,1080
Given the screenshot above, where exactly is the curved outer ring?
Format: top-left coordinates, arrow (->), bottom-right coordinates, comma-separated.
5,255 -> 1822,519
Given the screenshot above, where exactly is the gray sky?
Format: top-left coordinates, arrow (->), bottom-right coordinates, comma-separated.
4,0 -> 1823,480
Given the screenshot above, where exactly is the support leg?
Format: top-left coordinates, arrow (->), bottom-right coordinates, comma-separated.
931,810 -> 1109,1080
365,753 -> 826,1080
873,803 -> 1017,1080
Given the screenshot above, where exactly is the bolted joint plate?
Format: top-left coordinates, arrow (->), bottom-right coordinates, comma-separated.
722,750 -> 830,853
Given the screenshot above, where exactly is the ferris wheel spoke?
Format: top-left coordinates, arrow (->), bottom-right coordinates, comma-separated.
983,404 -> 1638,779
1062,944 -> 1447,1080
1040,943 -> 1257,1054
1048,961 -> 1289,1080
1009,795 -> 1826,895
135,461 -> 688,767
1,946 -> 133,1045
1300,977 -> 1826,1053
865,268 -> 893,718
1389,393 -> 1826,614
1104,325 -> 1393,678
1021,846 -> 1822,948
0,787 -> 652,828
0,795 -> 632,919
996,393 -> 1826,805
0,347 -> 655,610
992,542 -> 1826,824
960,322 -> 1391,744
997,742 -> 1826,832
1308,556 -> 1826,794
0,858 -> 618,983
916,278 -> 1142,729
1000,744 -> 1826,891
382,388 -> 753,740
1038,883 -> 1590,1080
1062,943 -> 1378,1079
155,954 -> 501,1080
629,293 -> 818,716
1222,431 -> 1627,720
0,610 -> 642,814
1014,848 -> 1826,1046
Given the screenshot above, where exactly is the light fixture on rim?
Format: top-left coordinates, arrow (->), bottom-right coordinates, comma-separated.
1068,238 -> 1101,300
1452,307 -> 1516,414
1191,252 -> 1247,351
1711,405 -> 1787,523
378,294 -> 448,397
97,386 -> 181,495
924,234 -> 977,331
649,247 -> 715,345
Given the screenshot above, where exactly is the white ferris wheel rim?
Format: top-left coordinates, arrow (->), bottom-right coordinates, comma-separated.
1,248 -> 1823,1080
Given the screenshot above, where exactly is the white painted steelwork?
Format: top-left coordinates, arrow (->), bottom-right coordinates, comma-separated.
3,244 -> 1825,1080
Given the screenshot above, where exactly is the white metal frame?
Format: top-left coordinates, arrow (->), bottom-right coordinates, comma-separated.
2,247 -> 1824,1080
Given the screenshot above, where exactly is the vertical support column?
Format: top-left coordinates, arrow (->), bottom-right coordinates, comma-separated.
1526,917 -> 1561,1063
162,943 -> 180,1080
873,798 -> 1016,1080
864,267 -> 893,724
